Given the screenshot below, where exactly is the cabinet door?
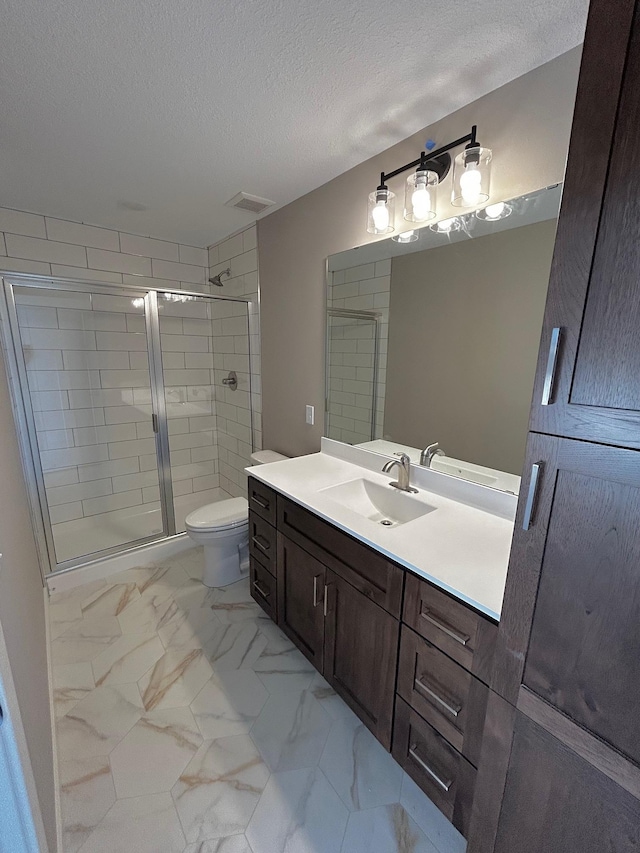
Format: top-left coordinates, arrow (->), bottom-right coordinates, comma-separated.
529,0 -> 640,447
276,535 -> 325,670
323,569 -> 399,749
493,713 -> 640,853
493,432 -> 640,765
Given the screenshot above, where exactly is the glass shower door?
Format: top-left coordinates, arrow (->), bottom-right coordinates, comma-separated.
7,282 -> 168,568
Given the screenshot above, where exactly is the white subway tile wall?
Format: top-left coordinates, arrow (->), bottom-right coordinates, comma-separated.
327,261 -> 390,445
208,225 -> 260,498
0,206 -> 208,290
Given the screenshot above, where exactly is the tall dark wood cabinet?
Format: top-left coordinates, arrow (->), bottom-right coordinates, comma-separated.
468,0 -> 640,849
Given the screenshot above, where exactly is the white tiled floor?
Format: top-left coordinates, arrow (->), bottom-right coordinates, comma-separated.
49,547 -> 467,853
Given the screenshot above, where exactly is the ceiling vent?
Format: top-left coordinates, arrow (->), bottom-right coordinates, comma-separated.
224,192 -> 275,214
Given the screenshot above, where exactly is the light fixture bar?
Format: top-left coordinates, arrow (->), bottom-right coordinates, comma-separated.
379,125 -> 478,186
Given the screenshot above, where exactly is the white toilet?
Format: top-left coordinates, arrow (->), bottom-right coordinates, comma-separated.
185,450 -> 288,587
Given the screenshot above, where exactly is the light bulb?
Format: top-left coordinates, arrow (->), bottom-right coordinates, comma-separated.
411,185 -> 432,221
484,202 -> 505,219
459,165 -> 482,205
371,201 -> 390,232
435,217 -> 457,233
392,230 -> 418,243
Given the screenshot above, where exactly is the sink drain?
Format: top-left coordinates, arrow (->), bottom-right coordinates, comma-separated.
380,519 -> 393,526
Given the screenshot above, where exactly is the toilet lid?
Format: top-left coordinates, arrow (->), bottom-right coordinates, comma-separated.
185,497 -> 248,530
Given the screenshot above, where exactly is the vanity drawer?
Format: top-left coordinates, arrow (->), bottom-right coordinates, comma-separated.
277,495 -> 404,617
248,477 -> 277,526
392,696 -> 476,838
403,574 -> 497,683
397,625 -> 489,767
250,554 -> 277,622
249,511 -> 277,576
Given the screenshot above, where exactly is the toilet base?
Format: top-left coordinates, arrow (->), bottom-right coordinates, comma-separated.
202,537 -> 249,587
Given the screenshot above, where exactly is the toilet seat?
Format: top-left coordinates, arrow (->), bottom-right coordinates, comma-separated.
185,497 -> 248,532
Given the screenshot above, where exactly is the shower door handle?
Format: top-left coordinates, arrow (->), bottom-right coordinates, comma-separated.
152,413 -> 159,433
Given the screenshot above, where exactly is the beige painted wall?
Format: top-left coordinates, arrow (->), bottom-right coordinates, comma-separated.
258,47 -> 581,457
384,220 -> 557,474
0,351 -> 56,850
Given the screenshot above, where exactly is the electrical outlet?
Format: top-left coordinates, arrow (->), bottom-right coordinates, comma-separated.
305,405 -> 315,425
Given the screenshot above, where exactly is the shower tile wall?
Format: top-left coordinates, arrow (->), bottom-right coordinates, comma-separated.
0,207 -> 208,289
16,291 -> 219,559
328,260 -> 390,443
208,225 -> 260,498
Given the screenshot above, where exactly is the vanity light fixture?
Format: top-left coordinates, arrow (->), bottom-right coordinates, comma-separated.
367,125 -> 491,234
476,201 -> 512,221
392,229 -> 419,243
430,217 -> 461,234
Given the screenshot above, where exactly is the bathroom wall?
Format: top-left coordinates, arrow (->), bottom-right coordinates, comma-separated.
327,260 -> 391,443
258,47 -> 583,457
208,225 -> 261,497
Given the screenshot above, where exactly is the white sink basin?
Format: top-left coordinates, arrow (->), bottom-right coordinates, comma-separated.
319,478 -> 435,527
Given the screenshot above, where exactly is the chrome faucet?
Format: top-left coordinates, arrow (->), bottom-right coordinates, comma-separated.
420,442 -> 445,467
382,453 -> 418,493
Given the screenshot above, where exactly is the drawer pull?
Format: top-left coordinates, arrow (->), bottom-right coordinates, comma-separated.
408,746 -> 452,792
541,326 -> 561,406
414,677 -> 462,718
251,494 -> 270,510
253,580 -> 270,600
522,462 -> 542,531
252,534 -> 271,554
421,610 -> 470,647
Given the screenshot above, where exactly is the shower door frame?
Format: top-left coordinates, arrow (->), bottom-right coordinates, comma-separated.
0,272 -> 253,580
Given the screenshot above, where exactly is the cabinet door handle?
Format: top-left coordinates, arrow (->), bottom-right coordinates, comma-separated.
522,462 -> 542,531
251,494 -> 269,510
252,534 -> 270,554
253,580 -> 270,599
420,610 -> 469,646
408,746 -> 452,792
323,584 -> 330,617
414,678 -> 462,718
541,326 -> 561,405
313,575 -> 322,608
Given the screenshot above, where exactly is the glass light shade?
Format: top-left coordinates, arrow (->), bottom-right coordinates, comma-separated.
476,201 -> 512,221
404,169 -> 438,222
429,216 -> 461,234
367,188 -> 395,234
392,229 -> 419,243
451,146 -> 492,207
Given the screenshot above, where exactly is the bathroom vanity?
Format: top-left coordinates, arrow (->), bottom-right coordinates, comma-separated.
246,444 -> 514,838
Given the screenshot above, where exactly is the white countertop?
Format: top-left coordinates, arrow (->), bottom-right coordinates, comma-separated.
246,448 -> 516,621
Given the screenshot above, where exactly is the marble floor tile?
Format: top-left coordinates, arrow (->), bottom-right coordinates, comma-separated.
117,592 -> 182,635
203,578 -> 262,624
136,564 -> 191,603
172,735 -> 270,844
81,582 -> 140,620
52,662 -> 95,719
176,547 -> 205,581
190,670 -> 269,739
309,674 -> 361,724
52,618 -> 122,666
250,687 -> 332,772
56,683 -> 143,759
158,602 -> 221,651
58,755 -> 116,853
340,804 -> 439,853
172,577 -> 212,612
92,632 -> 165,687
110,707 -> 203,798
246,766 -> 349,853
183,837 -> 254,853
203,622 -> 267,672
48,601 -> 83,640
400,774 -> 467,853
138,646 -> 213,711
319,715 -> 403,811
252,621 -> 316,693
77,792 -> 186,853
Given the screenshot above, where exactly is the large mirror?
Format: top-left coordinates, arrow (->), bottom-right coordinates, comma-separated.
325,184 -> 562,494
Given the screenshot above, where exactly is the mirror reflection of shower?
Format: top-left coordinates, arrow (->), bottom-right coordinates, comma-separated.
209,268 -> 231,287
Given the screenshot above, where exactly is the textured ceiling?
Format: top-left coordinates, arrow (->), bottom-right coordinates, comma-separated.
0,0 -> 588,247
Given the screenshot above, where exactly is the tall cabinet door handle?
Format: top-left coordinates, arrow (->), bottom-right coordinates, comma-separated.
313,575 -> 321,608
323,584 -> 330,617
522,462 -> 542,531
541,326 -> 561,405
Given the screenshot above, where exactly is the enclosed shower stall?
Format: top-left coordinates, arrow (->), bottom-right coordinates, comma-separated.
0,274 -> 255,576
